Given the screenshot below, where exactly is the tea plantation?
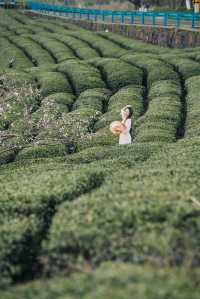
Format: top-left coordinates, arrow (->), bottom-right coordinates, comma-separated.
0,9 -> 200,298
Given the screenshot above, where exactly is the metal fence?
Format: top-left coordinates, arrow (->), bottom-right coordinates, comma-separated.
0,0 -> 17,6
9,1 -> 200,29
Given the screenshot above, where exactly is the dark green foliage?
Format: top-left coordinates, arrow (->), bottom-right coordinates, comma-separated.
9,35 -> 54,66
73,88 -> 111,111
185,76 -> 200,138
63,142 -> 162,165
57,60 -> 106,94
31,34 -> 76,62
161,55 -> 200,80
0,163 -> 104,216
0,215 -> 42,289
0,72 -> 39,130
42,92 -> 75,109
77,127 -> 118,149
135,80 -> 181,143
149,80 -> 181,99
36,71 -> 72,97
0,150 -> 16,166
41,142 -> 200,275
88,57 -> 143,91
98,31 -> 168,54
0,37 -> 33,70
121,54 -> 179,87
0,262 -> 199,299
70,31 -> 127,57
53,33 -> 100,59
16,144 -> 68,161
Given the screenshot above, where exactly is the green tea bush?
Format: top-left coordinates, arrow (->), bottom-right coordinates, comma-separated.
77,127 -> 117,150
9,35 -> 54,66
63,142 -> 162,165
16,144 -> 68,161
0,214 -> 42,289
0,37 -> 33,70
30,19 -> 70,34
0,73 -> 39,130
0,262 -> 199,299
53,33 -> 100,59
73,88 -> 111,111
121,54 -> 179,87
42,92 -> 75,109
149,80 -> 181,99
185,75 -> 200,138
0,11 -> 24,28
25,98 -> 69,136
135,80 -> 181,143
0,164 -> 104,216
36,71 -> 72,97
32,105 -> 101,149
70,31 -> 127,57
8,11 -> 67,34
41,144 -> 200,275
57,60 -> 106,94
0,150 -> 17,166
98,31 -> 168,55
88,57 -> 143,91
14,27 -> 33,35
25,64 -> 57,75
31,35 -> 76,63
160,56 -> 200,80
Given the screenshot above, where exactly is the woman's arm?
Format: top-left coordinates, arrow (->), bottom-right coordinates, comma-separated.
122,119 -> 131,133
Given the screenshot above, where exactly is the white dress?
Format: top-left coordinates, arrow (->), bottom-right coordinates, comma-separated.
119,118 -> 132,145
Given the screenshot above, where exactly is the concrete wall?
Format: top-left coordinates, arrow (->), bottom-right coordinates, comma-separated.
26,11 -> 200,48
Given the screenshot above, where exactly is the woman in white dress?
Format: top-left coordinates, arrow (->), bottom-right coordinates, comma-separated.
119,105 -> 133,145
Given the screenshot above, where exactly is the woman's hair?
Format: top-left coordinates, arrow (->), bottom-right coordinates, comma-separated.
123,105 -> 133,138
124,105 -> 133,119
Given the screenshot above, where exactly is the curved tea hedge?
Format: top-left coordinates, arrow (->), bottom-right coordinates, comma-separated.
31,34 -> 76,63
135,80 -> 181,143
53,33 -> 100,59
0,37 -> 33,70
1,262 -> 199,299
57,60 -> 106,94
185,75 -> 200,137
88,57 -> 143,91
8,35 -> 55,66
0,9 -> 200,298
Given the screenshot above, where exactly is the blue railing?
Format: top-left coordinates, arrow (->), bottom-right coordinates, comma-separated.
27,1 -> 200,29
0,0 -> 17,5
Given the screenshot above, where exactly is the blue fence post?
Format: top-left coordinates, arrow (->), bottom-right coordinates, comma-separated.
176,14 -> 180,27
72,8 -> 74,19
131,13 -> 135,24
192,13 -> 195,29
121,13 -> 125,23
112,12 -> 114,23
141,13 -> 145,25
94,11 -> 97,22
164,13 -> 168,26
152,14 -> 156,25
